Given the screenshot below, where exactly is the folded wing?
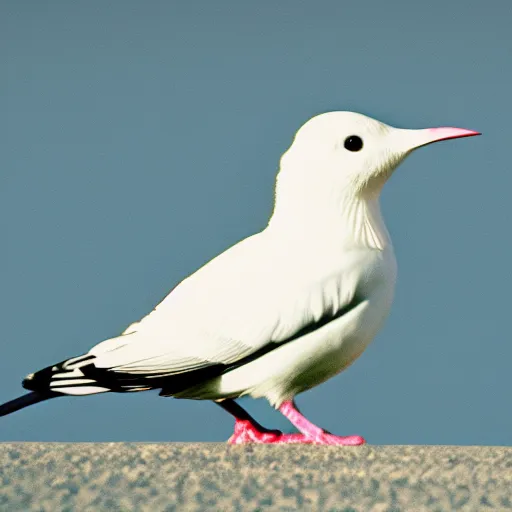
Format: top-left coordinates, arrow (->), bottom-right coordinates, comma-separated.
83,233 -> 360,394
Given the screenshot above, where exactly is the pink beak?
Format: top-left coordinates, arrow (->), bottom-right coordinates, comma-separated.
425,127 -> 482,143
396,126 -> 481,152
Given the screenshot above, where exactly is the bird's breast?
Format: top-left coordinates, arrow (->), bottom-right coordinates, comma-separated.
328,246 -> 397,363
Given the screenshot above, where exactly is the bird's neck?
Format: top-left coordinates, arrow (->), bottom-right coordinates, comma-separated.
267,185 -> 392,251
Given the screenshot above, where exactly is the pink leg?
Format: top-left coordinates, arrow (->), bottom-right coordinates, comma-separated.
278,400 -> 365,446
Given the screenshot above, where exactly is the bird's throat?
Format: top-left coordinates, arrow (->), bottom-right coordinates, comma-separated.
341,195 -> 391,250
268,192 -> 391,251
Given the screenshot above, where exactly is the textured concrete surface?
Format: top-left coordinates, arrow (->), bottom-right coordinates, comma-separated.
0,443 -> 511,511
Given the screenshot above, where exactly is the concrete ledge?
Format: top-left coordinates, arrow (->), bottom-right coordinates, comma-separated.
1,443 -> 511,511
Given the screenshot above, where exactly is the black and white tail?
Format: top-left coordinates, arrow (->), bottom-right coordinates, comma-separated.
0,354 -> 109,417
22,354 -> 110,395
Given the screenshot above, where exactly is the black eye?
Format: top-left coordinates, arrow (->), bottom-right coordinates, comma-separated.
344,135 -> 363,152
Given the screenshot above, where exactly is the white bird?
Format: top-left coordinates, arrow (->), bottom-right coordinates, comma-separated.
0,111 -> 479,444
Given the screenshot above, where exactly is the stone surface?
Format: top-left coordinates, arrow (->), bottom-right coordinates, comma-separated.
1,443 -> 511,511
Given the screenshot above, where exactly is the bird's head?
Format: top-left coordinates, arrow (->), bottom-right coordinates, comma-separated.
277,111 -> 480,200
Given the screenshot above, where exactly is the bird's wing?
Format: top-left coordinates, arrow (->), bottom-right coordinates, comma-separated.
88,232 -> 362,382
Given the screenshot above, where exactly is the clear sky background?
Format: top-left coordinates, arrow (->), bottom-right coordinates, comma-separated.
1,1 -> 510,446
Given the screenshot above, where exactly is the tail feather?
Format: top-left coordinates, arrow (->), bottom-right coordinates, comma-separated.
23,354 -> 110,396
2,354 -> 116,418
3,349 -> 174,418
0,391 -> 60,417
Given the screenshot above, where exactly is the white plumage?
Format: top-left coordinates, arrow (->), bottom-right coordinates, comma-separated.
82,112 -> 406,405
2,111 -> 479,444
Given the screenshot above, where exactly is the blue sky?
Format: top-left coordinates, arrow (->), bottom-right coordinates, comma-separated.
1,0 -> 510,445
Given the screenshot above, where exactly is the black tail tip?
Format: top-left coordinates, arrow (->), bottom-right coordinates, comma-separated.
22,367 -> 54,391
22,373 -> 37,391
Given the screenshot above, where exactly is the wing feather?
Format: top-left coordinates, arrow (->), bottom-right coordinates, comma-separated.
87,233 -> 361,386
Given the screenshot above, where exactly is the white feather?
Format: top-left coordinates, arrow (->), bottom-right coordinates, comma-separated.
84,112 -> 416,404
53,386 -> 109,395
50,379 -> 94,387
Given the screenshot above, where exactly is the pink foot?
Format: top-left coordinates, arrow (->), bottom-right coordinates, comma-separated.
277,400 -> 366,446
228,419 -> 316,444
308,432 -> 366,446
227,419 -> 365,445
